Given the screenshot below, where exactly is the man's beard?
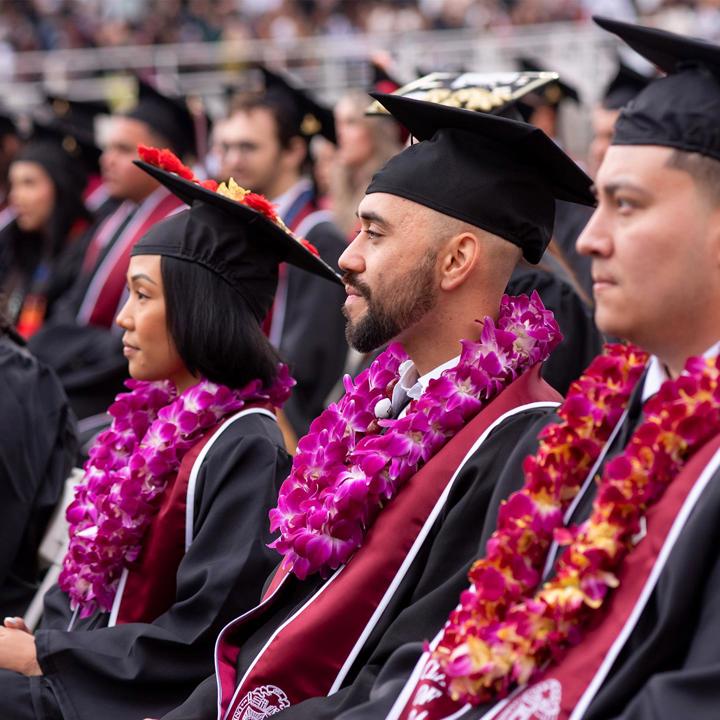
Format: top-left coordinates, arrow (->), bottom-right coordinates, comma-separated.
342,253 -> 438,353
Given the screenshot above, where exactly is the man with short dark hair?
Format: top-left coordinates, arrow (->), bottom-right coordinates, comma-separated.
217,71 -> 347,438
341,18 -> 720,720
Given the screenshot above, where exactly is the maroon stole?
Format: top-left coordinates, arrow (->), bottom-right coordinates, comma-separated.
76,189 -> 183,328
112,404 -> 273,625
390,432 -> 720,720
215,365 -> 561,720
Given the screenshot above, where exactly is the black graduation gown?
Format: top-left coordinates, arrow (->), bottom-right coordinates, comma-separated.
507,264 -> 602,396
161,404 -> 561,720
279,220 -> 348,438
0,333 -> 77,616
0,412 -> 292,720
0,220 -> 94,327
332,370 -> 720,720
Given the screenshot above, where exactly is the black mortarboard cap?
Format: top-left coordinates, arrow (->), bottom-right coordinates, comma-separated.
259,66 -> 336,144
133,156 -> 341,320
31,94 -> 107,171
595,15 -> 720,162
125,79 -> 197,158
366,93 -> 595,264
601,59 -> 652,110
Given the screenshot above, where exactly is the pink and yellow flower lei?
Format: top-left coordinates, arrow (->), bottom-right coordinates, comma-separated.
433,346 -> 720,704
269,292 -> 562,579
60,366 -> 294,618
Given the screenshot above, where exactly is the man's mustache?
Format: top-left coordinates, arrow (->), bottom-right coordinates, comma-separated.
341,272 -> 372,301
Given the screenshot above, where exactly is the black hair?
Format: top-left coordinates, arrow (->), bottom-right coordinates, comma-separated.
160,255 -> 280,389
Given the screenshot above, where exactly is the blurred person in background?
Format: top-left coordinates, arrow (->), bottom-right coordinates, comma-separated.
332,88 -> 405,239
0,302 -> 77,618
0,141 -> 92,339
514,58 -> 596,301
216,67 -> 347,440
588,59 -> 652,178
28,79 -> 192,422
0,109 -> 21,212
30,95 -> 114,215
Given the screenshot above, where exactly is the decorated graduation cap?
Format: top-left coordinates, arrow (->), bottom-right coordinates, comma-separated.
259,66 -> 336,144
366,70 -> 560,118
601,59 -> 652,110
124,79 -> 198,158
132,146 -> 341,321
366,93 -> 595,264
594,16 -> 720,162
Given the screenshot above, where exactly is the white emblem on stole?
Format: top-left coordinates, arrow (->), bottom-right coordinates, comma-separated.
495,679 -> 562,720
232,685 -> 291,720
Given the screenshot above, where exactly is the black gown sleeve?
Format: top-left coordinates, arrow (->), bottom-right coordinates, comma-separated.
161,674 -> 218,720
0,336 -> 77,616
33,414 -> 291,720
279,221 -> 348,437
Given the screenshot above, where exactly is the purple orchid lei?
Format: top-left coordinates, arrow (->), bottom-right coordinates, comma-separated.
269,292 -> 561,580
59,365 -> 294,618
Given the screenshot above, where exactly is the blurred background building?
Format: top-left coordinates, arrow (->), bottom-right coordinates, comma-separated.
0,0 -> 712,155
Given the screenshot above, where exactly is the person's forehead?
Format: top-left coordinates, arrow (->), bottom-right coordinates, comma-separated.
225,107 -> 278,140
99,115 -> 155,146
9,160 -> 46,177
597,144 -> 675,185
358,192 -> 419,223
128,253 -> 161,277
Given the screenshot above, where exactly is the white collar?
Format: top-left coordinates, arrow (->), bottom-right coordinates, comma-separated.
272,177 -> 313,218
389,355 -> 460,418
641,340 -> 720,402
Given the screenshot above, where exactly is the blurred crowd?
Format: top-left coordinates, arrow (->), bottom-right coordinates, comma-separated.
2,0 -> 720,52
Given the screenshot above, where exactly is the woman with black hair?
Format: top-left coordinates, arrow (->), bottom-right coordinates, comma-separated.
0,146 -> 342,720
0,141 -> 92,337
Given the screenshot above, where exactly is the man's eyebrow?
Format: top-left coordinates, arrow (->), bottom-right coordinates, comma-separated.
600,180 -> 651,197
356,209 -> 390,227
129,273 -> 157,285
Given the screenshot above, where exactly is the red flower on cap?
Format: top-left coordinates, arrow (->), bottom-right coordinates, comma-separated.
138,144 -> 320,258
243,192 -> 279,223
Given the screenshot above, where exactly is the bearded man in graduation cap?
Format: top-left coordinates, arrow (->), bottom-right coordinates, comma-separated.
343,17 -> 720,720
159,83 -> 596,720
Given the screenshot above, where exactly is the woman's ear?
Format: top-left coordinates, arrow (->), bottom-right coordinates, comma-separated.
439,232 -> 479,291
